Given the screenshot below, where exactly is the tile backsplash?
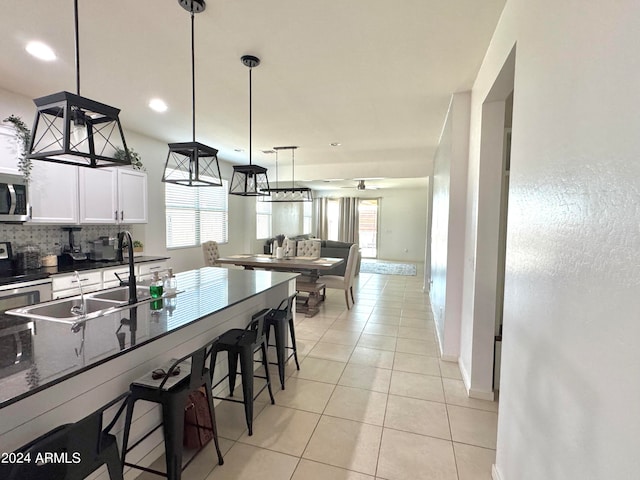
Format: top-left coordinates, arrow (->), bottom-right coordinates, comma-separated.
0,224 -> 131,255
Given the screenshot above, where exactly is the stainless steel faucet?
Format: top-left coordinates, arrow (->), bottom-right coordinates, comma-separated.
117,231 -> 138,305
70,270 -> 86,316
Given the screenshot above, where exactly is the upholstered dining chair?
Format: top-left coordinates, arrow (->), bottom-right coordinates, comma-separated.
296,239 -> 321,258
321,243 -> 359,309
202,241 -> 220,266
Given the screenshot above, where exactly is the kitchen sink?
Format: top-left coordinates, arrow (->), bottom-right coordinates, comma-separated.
88,286 -> 152,305
6,298 -> 120,324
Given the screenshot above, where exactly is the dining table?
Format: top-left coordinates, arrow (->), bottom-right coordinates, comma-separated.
216,254 -> 344,317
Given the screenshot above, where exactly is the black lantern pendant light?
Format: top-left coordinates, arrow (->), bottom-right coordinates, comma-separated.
229,55 -> 270,196
262,146 -> 313,202
162,0 -> 222,187
28,0 -> 131,168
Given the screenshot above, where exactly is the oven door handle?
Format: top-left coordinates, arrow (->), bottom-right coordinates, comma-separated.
13,332 -> 22,364
7,184 -> 16,215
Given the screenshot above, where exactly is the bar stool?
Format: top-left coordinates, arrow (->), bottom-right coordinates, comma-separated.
121,338 -> 224,480
0,393 -> 128,480
265,293 -> 300,389
211,309 -> 275,436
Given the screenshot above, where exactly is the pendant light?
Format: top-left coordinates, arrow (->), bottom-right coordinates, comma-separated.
162,0 -> 222,187
229,55 -> 270,196
262,146 -> 313,202
28,0 -> 131,168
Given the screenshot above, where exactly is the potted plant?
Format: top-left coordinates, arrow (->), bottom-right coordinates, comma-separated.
114,147 -> 145,171
3,115 -> 33,182
133,240 -> 144,254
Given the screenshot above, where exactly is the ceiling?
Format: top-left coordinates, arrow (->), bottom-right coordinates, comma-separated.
0,0 -> 505,188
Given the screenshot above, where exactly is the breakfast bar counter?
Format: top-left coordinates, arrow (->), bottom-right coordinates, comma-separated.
0,267 -> 298,455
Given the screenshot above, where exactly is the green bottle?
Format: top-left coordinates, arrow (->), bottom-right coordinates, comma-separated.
149,271 -> 164,298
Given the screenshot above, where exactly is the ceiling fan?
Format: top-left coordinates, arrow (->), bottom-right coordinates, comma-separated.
341,179 -> 379,190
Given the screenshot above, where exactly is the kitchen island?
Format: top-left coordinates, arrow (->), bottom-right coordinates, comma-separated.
0,267 -> 297,458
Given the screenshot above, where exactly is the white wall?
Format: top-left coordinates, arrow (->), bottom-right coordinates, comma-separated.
314,188 -> 428,262
430,92 -> 470,360
465,1 -> 640,478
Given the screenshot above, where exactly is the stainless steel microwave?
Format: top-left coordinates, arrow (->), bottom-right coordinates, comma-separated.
0,173 -> 29,222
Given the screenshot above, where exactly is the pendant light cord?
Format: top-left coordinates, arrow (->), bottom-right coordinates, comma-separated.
291,148 -> 295,188
191,9 -> 196,143
249,65 -> 253,166
74,0 -> 80,95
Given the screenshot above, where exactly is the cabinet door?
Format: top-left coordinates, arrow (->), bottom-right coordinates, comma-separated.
29,162 -> 79,224
0,124 -> 22,175
117,169 -> 147,224
78,167 -> 118,224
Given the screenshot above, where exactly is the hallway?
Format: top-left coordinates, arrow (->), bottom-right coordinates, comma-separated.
137,267 -> 498,479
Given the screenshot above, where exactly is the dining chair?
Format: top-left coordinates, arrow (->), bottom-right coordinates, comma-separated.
320,243 -> 359,309
202,241 -> 220,266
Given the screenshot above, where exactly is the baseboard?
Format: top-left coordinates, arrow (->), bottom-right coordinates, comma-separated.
492,464 -> 503,480
441,354 -> 458,362
469,388 -> 495,401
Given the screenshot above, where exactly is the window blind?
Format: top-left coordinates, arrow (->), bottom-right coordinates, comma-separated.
165,180 -> 228,248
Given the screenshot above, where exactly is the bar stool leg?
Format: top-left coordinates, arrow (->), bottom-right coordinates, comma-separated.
163,395 -> 185,480
273,320 -> 287,389
288,318 -> 301,370
121,397 -> 136,468
239,349 -> 255,436
227,351 -> 238,396
204,377 -> 224,465
261,342 -> 275,405
104,441 -> 124,480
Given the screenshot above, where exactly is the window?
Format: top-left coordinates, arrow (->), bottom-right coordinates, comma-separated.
165,180 -> 228,248
326,199 -> 340,241
256,198 -> 272,239
303,201 -> 312,234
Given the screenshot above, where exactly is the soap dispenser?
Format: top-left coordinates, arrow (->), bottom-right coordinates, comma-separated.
163,268 -> 177,295
149,271 -> 164,298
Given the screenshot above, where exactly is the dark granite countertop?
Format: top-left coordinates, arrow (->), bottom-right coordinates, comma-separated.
0,267 -> 298,409
0,255 -> 169,286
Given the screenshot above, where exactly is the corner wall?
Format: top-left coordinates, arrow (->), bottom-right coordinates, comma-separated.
430,93 -> 470,360
467,1 -> 640,478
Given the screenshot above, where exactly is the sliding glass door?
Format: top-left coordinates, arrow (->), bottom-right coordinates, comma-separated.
358,199 -> 378,258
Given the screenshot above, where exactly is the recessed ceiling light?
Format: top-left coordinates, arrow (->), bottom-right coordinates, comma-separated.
148,98 -> 168,112
25,41 -> 56,61
330,142 -> 341,147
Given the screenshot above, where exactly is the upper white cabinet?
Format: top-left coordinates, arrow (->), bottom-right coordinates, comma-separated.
117,169 -> 148,224
78,168 -> 148,224
0,124 -> 22,175
29,161 -> 79,224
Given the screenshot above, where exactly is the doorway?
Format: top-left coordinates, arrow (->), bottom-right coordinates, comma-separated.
358,199 -> 379,258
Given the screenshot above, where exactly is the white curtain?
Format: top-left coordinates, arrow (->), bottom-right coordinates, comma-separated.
314,197 -> 329,239
339,197 -> 359,244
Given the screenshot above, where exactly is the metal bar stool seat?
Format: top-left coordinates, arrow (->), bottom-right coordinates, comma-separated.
211,309 -> 275,436
121,338 -> 224,480
0,393 -> 128,480
265,293 -> 300,389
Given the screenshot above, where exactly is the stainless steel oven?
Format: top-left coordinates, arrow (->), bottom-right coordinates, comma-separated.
0,279 -> 52,379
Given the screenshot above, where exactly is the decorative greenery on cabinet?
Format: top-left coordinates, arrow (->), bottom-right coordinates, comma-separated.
3,115 -> 33,182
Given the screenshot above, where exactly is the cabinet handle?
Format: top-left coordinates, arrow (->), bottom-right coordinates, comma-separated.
150,266 -> 161,270
71,278 -> 89,284
115,210 -> 118,221
120,211 -> 124,221
29,206 -> 33,220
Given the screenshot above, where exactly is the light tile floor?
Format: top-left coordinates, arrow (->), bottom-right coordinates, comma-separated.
136,266 -> 498,480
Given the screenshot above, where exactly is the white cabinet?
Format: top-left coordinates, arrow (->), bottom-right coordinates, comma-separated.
137,260 -> 168,281
0,124 -> 22,175
29,162 -> 79,224
51,270 -> 102,299
102,265 -> 131,289
78,168 -> 147,224
78,168 -> 118,224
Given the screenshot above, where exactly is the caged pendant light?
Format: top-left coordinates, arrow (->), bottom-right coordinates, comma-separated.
162,0 -> 222,187
29,0 -> 131,168
229,55 -> 270,196
261,146 -> 313,202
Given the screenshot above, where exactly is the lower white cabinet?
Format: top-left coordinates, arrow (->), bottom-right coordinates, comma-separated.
51,261 -> 169,299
